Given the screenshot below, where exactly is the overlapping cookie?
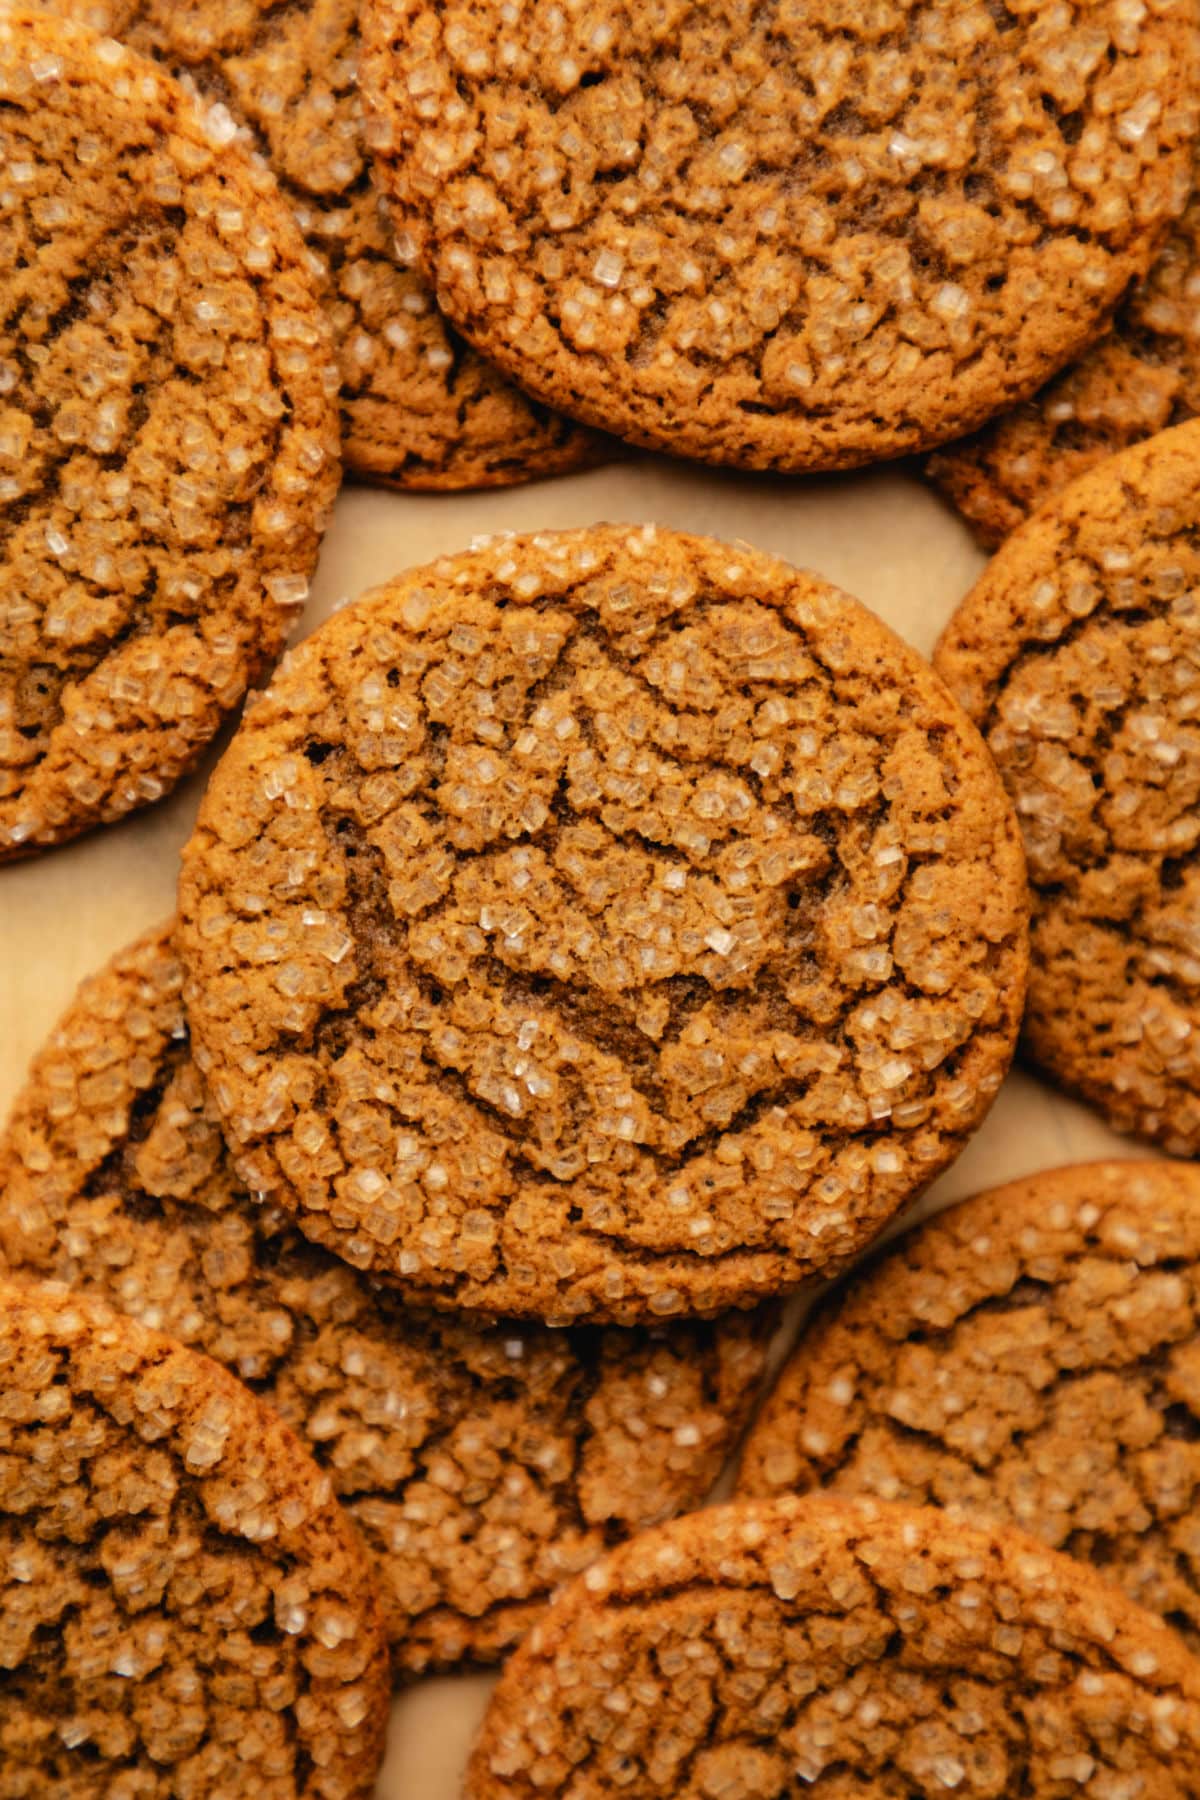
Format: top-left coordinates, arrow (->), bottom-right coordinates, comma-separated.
466,1495 -> 1200,1796
51,0 -> 607,489
739,1161 -> 1200,1651
0,6 -> 341,861
364,0 -> 1200,470
0,925 -> 771,1673
0,1279 -> 390,1798
936,420 -> 1200,1151
930,174 -> 1200,545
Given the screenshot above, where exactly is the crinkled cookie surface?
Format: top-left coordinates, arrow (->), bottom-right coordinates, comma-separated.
930,156 -> 1200,545
466,1495 -> 1200,1798
178,525 -> 1028,1323
0,1280 -> 389,1799
739,1160 -> 1200,1652
0,6 -> 342,861
936,419 -> 1200,1152
363,0 -> 1200,470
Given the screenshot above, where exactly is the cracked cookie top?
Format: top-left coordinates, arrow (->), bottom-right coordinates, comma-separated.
177,526 -> 1028,1323
0,1278 -> 389,1799
936,420 -> 1200,1152
465,1494 -> 1200,1797
0,923 -> 771,1673
738,1161 -> 1200,1655
930,149 -> 1200,547
361,0 -> 1200,472
51,0 -> 607,489
0,6 -> 341,861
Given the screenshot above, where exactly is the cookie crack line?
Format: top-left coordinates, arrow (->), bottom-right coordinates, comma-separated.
299,818 -> 1019,1203
810,1349 -> 1199,1494
234,821 -> 1016,1179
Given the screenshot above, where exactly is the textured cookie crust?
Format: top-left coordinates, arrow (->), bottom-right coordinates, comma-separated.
52,0 -> 606,490
362,0 -> 1200,473
466,1494 -> 1200,1797
738,1161 -> 1200,1655
177,525 -> 1028,1323
0,7 -> 341,861
0,1279 -> 389,1799
930,165 -> 1200,546
936,422 -> 1200,1152
0,924 -> 771,1672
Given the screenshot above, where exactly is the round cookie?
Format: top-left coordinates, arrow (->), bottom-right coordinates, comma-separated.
936,421 -> 1200,1152
0,924 -> 772,1673
177,525 -> 1029,1323
0,7 -> 341,862
361,0 -> 1200,473
0,1278 -> 389,1798
51,0 -> 607,490
466,1493 -> 1200,1797
929,161 -> 1200,547
738,1161 -> 1200,1654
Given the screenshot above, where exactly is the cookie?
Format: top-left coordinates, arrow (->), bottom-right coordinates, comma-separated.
0,923 -> 772,1673
177,524 -> 1029,1323
52,0 -> 607,490
935,421 -> 1200,1152
0,7 -> 341,862
0,1277 -> 389,1798
929,167 -> 1200,546
465,1493 -> 1200,1797
361,0 -> 1200,473
738,1160 -> 1200,1656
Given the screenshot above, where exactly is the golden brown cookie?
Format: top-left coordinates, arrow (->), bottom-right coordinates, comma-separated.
361,0 -> 1200,473
466,1493 -> 1200,1797
930,163 -> 1200,546
0,923 -> 772,1673
0,7 -> 341,862
738,1161 -> 1200,1655
52,0 -> 607,490
936,421 -> 1200,1152
0,1277 -> 389,1799
177,525 -> 1029,1324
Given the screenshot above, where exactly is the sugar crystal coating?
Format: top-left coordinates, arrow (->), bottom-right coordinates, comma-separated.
465,1494 -> 1200,1797
0,6 -> 341,860
936,420 -> 1200,1152
0,1279 -> 389,1798
49,0 -> 607,489
739,1161 -> 1200,1654
930,154 -> 1200,546
177,525 -> 1028,1323
0,923 -> 772,1671
362,0 -> 1200,471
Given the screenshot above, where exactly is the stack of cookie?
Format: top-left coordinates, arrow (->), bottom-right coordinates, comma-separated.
8,0 -> 1200,1794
